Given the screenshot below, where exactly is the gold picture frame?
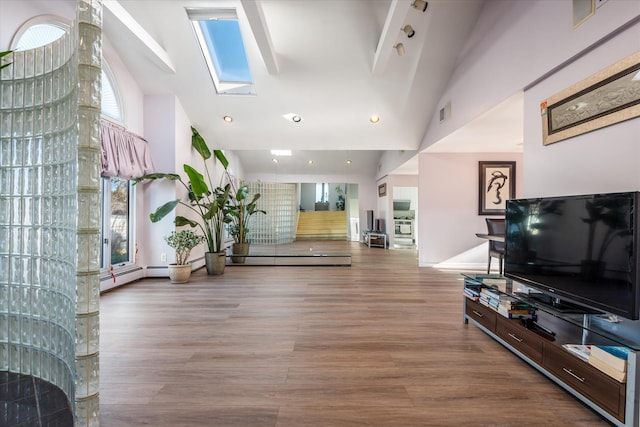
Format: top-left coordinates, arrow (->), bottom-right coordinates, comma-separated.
378,183 -> 387,197
541,51 -> 640,146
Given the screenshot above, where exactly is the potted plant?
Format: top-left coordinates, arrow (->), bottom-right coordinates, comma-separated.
164,229 -> 204,283
135,126 -> 233,275
229,185 -> 266,263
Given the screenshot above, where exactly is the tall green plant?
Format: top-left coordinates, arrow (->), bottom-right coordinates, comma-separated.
229,185 -> 266,244
134,127 -> 232,253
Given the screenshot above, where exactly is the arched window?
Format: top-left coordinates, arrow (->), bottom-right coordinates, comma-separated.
11,16 -> 68,50
101,61 -> 123,122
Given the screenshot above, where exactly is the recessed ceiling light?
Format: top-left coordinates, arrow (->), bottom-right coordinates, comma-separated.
223,116 -> 233,123
347,160 -> 352,164
283,113 -> 303,123
270,149 -> 292,156
308,160 -> 313,165
369,115 -> 380,124
272,158 -> 278,163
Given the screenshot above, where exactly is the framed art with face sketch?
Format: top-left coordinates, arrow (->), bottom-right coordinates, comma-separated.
478,161 -> 515,215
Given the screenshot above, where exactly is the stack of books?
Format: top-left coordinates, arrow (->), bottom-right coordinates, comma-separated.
589,345 -> 630,383
479,287 -> 501,310
497,295 -> 537,319
473,287 -> 537,319
562,344 -> 630,383
463,287 -> 480,301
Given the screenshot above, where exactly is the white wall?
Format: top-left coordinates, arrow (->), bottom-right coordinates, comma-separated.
420,1 -> 640,154
523,21 -> 640,197
418,152 -> 522,268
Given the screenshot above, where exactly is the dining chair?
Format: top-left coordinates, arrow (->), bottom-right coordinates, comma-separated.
485,218 -> 505,275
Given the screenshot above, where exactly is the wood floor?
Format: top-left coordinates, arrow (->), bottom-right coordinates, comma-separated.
99,242 -> 610,427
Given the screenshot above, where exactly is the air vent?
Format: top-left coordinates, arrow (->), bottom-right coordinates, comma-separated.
439,101 -> 451,123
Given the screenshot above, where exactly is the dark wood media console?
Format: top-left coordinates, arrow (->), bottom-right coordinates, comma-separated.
463,274 -> 639,427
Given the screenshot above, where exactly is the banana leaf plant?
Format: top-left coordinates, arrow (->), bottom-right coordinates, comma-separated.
134,127 -> 232,253
229,185 -> 266,244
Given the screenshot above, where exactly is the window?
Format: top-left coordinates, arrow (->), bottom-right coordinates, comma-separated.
187,8 -> 256,95
101,62 -> 122,121
99,67 -> 133,269
14,18 -> 135,270
12,19 -> 67,50
102,177 -> 135,268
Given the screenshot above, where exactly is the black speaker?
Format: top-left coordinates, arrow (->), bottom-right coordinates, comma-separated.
366,210 -> 374,231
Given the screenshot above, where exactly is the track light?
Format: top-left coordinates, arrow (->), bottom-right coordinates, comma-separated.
393,43 -> 405,56
412,0 -> 428,12
402,25 -> 415,38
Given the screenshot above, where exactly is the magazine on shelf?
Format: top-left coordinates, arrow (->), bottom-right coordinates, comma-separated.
562,344 -> 591,362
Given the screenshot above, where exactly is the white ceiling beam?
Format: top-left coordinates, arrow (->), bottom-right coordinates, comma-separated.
103,0 -> 175,73
372,0 -> 412,75
240,0 -> 279,75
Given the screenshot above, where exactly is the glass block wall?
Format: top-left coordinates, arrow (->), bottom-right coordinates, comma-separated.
245,182 -> 298,244
0,1 -> 102,425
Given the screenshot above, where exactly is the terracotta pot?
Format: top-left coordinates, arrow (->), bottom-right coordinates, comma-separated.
168,263 -> 192,284
231,243 -> 250,264
205,251 -> 227,275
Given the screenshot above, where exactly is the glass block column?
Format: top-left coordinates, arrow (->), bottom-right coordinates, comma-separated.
74,1 -> 102,425
0,1 -> 102,426
245,182 -> 298,244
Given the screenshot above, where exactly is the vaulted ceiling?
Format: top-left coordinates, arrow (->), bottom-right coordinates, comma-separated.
102,0 -> 519,177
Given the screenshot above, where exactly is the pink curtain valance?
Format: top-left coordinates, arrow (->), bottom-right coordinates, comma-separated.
100,119 -> 155,179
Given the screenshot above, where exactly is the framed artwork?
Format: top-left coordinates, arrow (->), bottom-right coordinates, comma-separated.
541,51 -> 640,145
378,183 -> 387,197
478,161 -> 515,216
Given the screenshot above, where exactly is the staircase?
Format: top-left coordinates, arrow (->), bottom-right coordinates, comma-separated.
296,211 -> 347,240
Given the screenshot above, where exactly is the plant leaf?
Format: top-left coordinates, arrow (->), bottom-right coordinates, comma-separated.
191,126 -> 211,160
235,185 -> 249,202
174,216 -> 199,228
214,149 -> 229,170
149,200 -> 180,222
184,165 -> 209,196
0,50 -> 12,70
133,173 -> 181,184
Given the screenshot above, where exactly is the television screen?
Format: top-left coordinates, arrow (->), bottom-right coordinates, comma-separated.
504,192 -> 640,320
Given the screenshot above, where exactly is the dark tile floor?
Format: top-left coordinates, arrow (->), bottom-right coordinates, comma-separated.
0,371 -> 73,427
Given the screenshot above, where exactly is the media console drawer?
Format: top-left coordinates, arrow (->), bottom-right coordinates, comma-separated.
465,299 -> 497,333
544,343 -> 625,421
495,317 -> 544,364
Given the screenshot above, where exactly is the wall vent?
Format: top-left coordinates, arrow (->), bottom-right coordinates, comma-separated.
439,101 -> 451,123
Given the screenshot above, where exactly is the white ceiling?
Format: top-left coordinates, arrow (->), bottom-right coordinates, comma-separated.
102,0 -> 522,177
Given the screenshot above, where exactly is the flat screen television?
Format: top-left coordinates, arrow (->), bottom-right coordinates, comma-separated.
504,191 -> 640,320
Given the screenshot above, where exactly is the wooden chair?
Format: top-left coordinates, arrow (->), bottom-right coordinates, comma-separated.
485,218 -> 505,275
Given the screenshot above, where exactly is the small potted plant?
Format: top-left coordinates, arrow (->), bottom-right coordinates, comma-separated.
164,229 -> 204,283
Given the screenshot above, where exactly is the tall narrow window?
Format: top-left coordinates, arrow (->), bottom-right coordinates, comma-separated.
187,8 -> 256,95
105,177 -> 132,266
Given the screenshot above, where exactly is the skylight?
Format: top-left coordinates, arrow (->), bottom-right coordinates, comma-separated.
187,8 -> 255,95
